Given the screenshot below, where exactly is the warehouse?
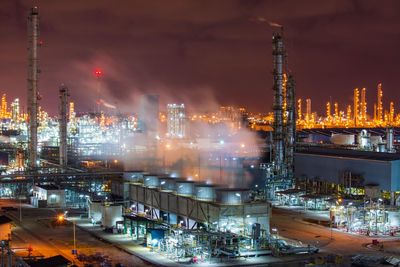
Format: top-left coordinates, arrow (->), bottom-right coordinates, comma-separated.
295,147 -> 400,194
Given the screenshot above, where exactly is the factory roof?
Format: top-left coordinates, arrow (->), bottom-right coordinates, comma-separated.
216,188 -> 249,192
36,184 -> 61,190
123,214 -> 155,223
298,127 -> 400,137
296,147 -> 400,161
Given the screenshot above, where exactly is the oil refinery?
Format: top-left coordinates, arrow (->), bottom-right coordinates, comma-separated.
2,3 -> 400,267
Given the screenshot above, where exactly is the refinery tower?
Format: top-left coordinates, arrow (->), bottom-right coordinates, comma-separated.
27,7 -> 40,169
265,29 -> 296,200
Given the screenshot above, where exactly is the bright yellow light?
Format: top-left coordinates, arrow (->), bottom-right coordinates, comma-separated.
114,159 -> 118,164
165,144 -> 171,149
241,144 -> 245,148
58,215 -> 64,221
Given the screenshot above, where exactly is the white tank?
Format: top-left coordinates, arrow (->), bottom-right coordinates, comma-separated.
143,175 -> 159,187
123,171 -> 145,182
159,177 -> 176,191
387,128 -> 395,152
194,184 -> 216,201
358,129 -> 371,149
370,136 -> 383,145
102,204 -> 123,228
176,180 -> 195,196
216,189 -> 250,205
89,201 -> 102,223
330,134 -> 355,145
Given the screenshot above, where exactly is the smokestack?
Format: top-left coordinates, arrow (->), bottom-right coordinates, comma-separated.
27,7 -> 39,169
59,84 -> 69,167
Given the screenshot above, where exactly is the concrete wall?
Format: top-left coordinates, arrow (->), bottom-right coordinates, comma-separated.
295,153 -> 400,191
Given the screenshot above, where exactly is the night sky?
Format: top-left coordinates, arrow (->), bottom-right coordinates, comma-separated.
1,0 -> 400,115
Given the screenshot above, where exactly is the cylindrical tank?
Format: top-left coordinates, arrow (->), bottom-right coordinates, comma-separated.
330,134 -> 355,145
377,143 -> 386,152
358,129 -> 370,149
101,204 -> 123,228
89,200 -> 102,223
159,177 -> 176,191
216,188 -> 250,205
123,171 -> 145,182
143,175 -> 159,187
370,136 -> 383,145
387,128 -> 394,152
194,184 -> 216,201
176,180 -> 195,196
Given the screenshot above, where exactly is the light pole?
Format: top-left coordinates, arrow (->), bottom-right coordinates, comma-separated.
73,220 -> 76,255
19,197 -> 22,222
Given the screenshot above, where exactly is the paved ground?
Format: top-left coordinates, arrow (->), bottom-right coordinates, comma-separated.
5,200 -> 400,266
73,217 -> 322,267
271,206 -> 400,265
0,200 -> 151,267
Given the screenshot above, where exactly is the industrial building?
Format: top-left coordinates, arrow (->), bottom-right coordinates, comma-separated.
32,184 -> 66,208
167,104 -> 186,138
295,147 -> 400,194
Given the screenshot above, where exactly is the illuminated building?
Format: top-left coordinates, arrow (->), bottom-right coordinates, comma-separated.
1,94 -> 7,119
167,104 -> 186,138
306,98 -> 311,122
11,98 -> 19,122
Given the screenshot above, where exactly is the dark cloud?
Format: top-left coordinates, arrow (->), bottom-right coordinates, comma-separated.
1,0 -> 400,115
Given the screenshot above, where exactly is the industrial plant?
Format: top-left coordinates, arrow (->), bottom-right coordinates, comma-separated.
1,3 -> 400,267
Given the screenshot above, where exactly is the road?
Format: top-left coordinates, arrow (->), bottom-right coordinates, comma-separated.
0,200 -> 152,267
271,207 -> 400,264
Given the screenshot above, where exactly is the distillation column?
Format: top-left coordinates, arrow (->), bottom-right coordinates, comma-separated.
285,74 -> 295,180
27,7 -> 39,169
272,33 -> 285,177
59,85 -> 69,167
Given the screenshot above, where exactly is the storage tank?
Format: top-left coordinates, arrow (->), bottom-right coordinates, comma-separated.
377,143 -> 386,152
176,180 -> 195,196
159,177 -> 176,191
330,134 -> 355,145
89,200 -> 102,223
216,188 -> 250,205
358,129 -> 371,149
194,184 -> 216,201
102,204 -> 123,228
370,136 -> 383,145
123,171 -> 145,182
387,128 -> 394,152
143,175 -> 159,188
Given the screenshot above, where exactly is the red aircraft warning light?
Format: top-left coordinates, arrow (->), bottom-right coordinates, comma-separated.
94,70 -> 103,77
